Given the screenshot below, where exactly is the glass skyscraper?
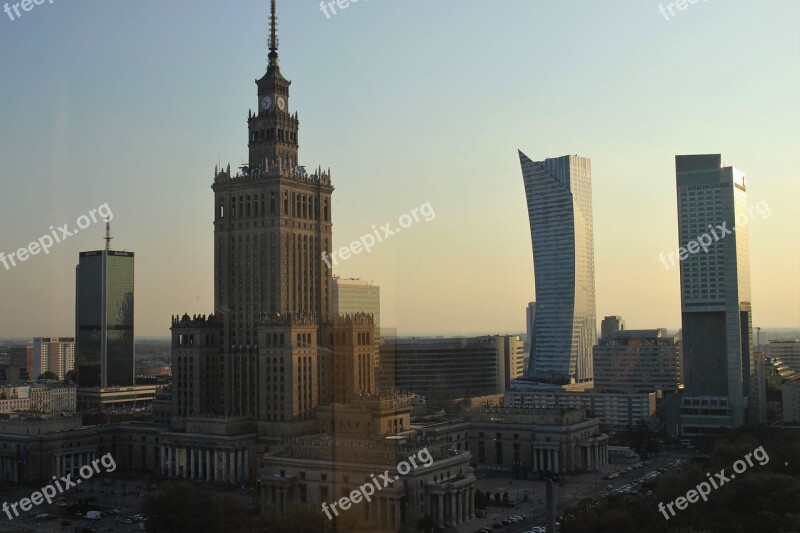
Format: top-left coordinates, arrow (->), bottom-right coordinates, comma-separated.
676,154 -> 753,431
519,153 -> 597,383
75,250 -> 135,387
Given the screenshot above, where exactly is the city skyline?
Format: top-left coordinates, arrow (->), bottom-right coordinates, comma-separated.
0,1 -> 798,339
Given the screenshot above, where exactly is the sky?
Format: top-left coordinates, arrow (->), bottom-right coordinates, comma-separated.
0,0 -> 798,339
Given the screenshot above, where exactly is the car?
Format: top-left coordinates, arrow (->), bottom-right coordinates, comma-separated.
492,523 -> 504,529
501,520 -> 512,526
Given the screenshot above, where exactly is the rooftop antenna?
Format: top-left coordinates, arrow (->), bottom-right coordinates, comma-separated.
104,220 -> 113,251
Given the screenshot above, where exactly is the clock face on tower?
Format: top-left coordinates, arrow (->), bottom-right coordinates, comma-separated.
277,97 -> 286,111
261,96 -> 272,110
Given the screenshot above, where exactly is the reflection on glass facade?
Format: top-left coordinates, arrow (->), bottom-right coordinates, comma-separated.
519,153 -> 596,383
676,154 -> 752,429
76,251 -> 135,387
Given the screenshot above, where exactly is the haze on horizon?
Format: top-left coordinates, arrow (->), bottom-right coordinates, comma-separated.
0,0 -> 797,339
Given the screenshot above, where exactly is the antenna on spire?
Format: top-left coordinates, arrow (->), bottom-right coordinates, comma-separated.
268,0 -> 279,67
104,220 -> 113,251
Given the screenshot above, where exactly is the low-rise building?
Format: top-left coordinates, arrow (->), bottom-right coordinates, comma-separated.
0,387 -> 31,413
504,385 -> 656,430
76,385 -> 159,411
379,335 -> 523,402
30,383 -> 77,414
260,434 -> 475,531
768,340 -> 800,373
466,406 -> 608,475
782,379 -> 800,424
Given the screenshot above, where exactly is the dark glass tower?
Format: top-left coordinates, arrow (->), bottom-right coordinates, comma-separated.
75,250 -> 135,387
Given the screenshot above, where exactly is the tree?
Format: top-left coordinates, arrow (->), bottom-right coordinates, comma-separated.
142,482 -> 252,533
38,371 -> 58,380
64,370 -> 77,383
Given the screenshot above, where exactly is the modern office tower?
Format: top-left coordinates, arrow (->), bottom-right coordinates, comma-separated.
519,153 -> 597,384
593,329 -> 681,394
333,277 -> 381,365
6,345 -> 32,383
768,340 -> 800,372
600,316 -> 625,340
676,154 -> 753,431
526,302 -> 536,354
379,335 -> 521,400
75,246 -> 135,388
32,337 -> 75,380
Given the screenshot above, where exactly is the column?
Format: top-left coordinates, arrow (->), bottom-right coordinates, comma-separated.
450,493 -> 456,527
470,487 -> 475,519
244,449 -> 249,484
237,449 -> 243,485
437,494 -> 444,529
455,491 -> 461,525
189,449 -> 194,480
554,450 -> 559,473
206,450 -> 212,481
376,497 -> 382,527
229,451 -> 236,482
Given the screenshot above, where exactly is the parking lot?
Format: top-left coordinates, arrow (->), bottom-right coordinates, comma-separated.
0,477 -> 150,533
459,452 -> 696,532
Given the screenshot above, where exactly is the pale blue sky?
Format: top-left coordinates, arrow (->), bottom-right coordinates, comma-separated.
0,0 -> 798,337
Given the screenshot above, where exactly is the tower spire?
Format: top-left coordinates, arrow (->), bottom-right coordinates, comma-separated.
268,0 -> 279,68
104,220 -> 113,252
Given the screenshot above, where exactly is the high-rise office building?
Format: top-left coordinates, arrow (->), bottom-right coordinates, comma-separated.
32,337 -> 75,380
5,345 -> 32,383
519,153 -> 597,384
676,154 -> 753,431
75,249 -> 135,387
526,302 -> 536,354
600,316 -> 625,340
333,277 -> 381,365
593,328 -> 681,394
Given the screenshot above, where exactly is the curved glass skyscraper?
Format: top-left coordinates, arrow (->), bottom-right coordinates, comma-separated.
519,153 -> 596,384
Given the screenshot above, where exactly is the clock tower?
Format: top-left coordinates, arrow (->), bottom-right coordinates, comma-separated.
249,0 -> 299,172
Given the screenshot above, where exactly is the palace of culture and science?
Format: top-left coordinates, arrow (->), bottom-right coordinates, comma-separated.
164,1 -> 477,529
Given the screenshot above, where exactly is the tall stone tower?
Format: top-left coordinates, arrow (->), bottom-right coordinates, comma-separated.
173,0 -> 335,426
213,0 -> 334,352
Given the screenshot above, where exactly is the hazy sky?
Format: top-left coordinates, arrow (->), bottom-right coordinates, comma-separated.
0,0 -> 798,338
